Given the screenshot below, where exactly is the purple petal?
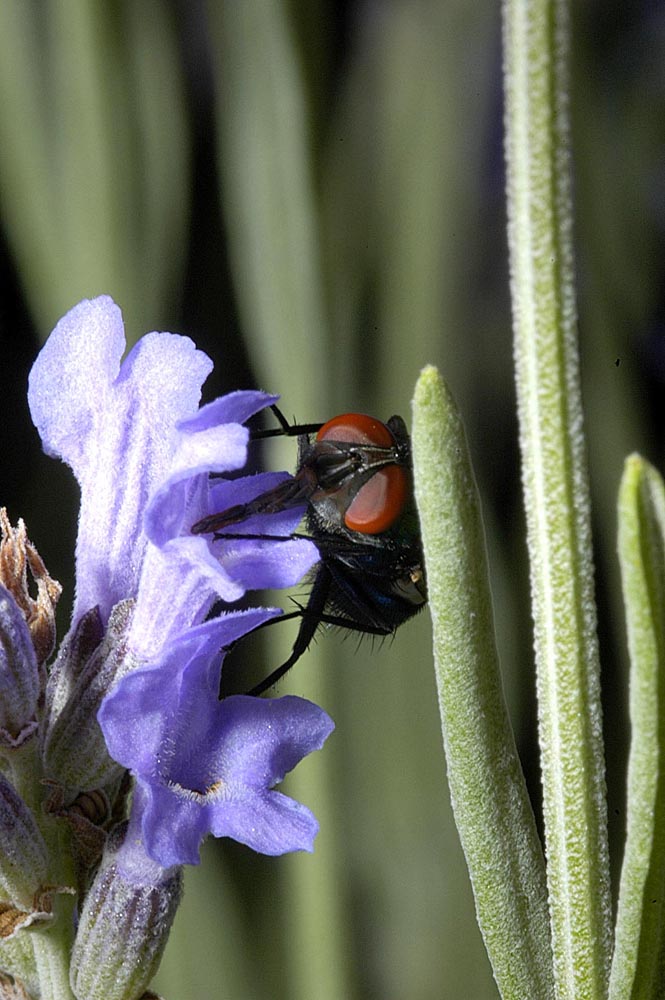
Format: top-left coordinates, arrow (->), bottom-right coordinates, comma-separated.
100,621 -> 334,865
144,443 -> 298,552
213,536 -> 319,592
157,424 -> 249,490
142,424 -> 250,550
138,783 -> 211,867
99,610 -> 279,774
203,696 -> 334,789
127,537 -> 287,659
210,789 -> 320,855
144,413 -> 291,552
178,391 -> 278,434
28,296 -> 126,468
134,473 -> 319,656
139,777 -> 319,865
203,472 -> 320,590
28,297 -> 213,622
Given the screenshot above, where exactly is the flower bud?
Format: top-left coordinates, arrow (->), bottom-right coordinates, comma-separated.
0,510 -> 61,667
0,587 -> 39,749
0,773 -> 48,911
70,826 -> 182,1000
42,600 -> 135,791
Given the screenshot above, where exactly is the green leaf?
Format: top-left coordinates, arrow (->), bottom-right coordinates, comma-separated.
503,0 -> 612,994
0,0 -> 190,338
610,456 -> 665,1000
412,364 -> 554,1000
208,0 -> 329,418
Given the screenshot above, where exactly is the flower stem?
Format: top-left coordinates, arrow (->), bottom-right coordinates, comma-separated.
503,0 -> 612,996
7,741 -> 76,1000
31,894 -> 76,1000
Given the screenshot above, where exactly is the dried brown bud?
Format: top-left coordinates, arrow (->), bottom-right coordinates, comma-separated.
0,970 -> 36,1000
0,510 -> 61,666
0,883 -> 75,940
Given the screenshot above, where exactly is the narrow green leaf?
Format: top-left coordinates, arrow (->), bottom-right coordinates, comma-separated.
0,0 -> 190,338
207,14 -> 349,1000
412,365 -> 554,1000
123,0 -> 191,328
153,844 -> 256,1000
50,0 -> 127,316
208,0 -> 329,417
0,1 -> 61,321
610,456 -> 665,1000
503,1 -> 612,995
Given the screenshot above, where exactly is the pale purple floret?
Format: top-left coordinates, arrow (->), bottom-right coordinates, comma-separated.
99,614 -> 334,865
27,296 -> 319,656
28,296 -> 332,864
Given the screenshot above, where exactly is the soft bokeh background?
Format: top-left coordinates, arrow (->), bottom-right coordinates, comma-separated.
0,2 -> 663,998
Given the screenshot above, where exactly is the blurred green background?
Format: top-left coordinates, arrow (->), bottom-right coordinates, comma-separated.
0,2 -> 662,998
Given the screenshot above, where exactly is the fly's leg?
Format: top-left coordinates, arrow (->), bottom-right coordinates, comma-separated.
245,566 -> 333,696
250,405 -> 323,440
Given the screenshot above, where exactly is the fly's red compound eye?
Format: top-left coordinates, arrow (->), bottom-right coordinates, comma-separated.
344,464 -> 408,534
317,413 -> 408,534
316,412 -> 395,448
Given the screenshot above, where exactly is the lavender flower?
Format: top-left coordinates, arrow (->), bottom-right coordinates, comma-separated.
99,614 -> 334,865
27,296 -> 318,636
7,296 -> 335,1000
